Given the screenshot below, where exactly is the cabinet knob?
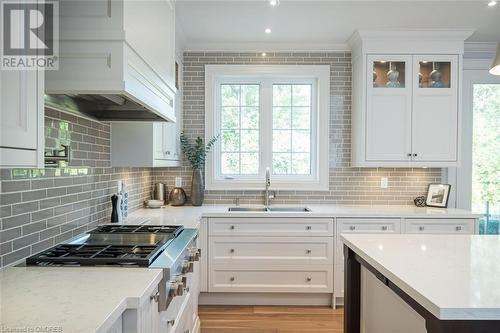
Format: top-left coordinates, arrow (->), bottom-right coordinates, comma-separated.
306,249 -> 312,254
419,226 -> 425,231
166,319 -> 175,326
306,226 -> 312,230
381,226 -> 388,231
165,150 -> 171,155
349,226 -> 356,231
230,277 -> 235,282
230,225 -> 235,230
150,291 -> 160,302
306,277 -> 312,282
456,226 -> 462,231
407,153 -> 412,157
413,153 -> 418,157
230,248 -> 235,253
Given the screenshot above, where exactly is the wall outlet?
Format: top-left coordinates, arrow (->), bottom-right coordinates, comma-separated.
380,177 -> 388,189
175,177 -> 182,188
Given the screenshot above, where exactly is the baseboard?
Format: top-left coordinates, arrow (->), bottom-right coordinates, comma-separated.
199,292 -> 333,306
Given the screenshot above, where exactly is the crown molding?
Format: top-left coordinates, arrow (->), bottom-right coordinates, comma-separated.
182,41 -> 350,52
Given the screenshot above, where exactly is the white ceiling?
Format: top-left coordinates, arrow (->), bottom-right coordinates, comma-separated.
176,0 -> 500,51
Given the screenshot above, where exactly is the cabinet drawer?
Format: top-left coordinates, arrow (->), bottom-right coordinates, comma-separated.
337,218 -> 401,235
209,218 -> 334,237
209,268 -> 332,293
405,219 -> 475,234
209,236 -> 333,267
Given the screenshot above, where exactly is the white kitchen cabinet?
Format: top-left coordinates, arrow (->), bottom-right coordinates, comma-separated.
111,122 -> 178,167
207,218 -> 335,294
0,69 -> 44,168
366,56 -> 412,162
412,55 -> 459,162
349,30 -> 472,167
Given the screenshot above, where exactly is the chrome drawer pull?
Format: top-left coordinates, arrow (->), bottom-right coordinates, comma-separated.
456,226 -> 462,231
306,249 -> 312,254
306,226 -> 312,230
419,226 -> 425,231
349,226 -> 356,231
381,226 -> 388,231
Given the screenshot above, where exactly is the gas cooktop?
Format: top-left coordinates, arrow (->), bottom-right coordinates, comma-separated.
26,224 -> 184,267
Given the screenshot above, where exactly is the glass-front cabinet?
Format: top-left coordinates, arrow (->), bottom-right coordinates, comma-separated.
372,60 -> 406,88
417,60 -> 452,88
364,54 -> 458,164
366,56 -> 412,162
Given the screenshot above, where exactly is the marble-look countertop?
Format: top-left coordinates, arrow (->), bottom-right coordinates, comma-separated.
341,234 -> 500,320
0,266 -> 162,333
128,204 -> 481,228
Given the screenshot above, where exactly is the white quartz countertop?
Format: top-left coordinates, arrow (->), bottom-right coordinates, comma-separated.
0,266 -> 162,333
128,205 -> 480,228
341,234 -> 500,320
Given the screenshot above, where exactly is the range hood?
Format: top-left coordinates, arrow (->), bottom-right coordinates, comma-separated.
44,94 -> 172,122
45,0 -> 177,122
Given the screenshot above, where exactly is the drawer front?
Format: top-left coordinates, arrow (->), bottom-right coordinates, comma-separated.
337,218 -> 401,235
209,218 -> 334,237
405,219 -> 475,234
209,268 -> 332,293
209,236 -> 334,267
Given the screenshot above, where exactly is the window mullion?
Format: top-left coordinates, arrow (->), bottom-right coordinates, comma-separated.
260,79 -> 273,177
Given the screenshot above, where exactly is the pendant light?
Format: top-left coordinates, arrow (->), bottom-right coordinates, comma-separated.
490,43 -> 500,75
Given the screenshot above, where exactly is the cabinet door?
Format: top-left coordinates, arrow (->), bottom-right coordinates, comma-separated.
366,55 -> 412,162
153,123 -> 166,160
412,55 -> 458,162
0,69 -> 43,167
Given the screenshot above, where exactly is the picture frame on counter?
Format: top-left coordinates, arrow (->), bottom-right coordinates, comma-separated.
425,183 -> 451,208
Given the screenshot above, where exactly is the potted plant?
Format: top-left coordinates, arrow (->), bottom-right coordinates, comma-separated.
180,133 -> 219,206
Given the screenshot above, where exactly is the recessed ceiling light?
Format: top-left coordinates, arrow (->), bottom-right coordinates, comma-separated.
269,0 -> 280,7
261,52 -> 267,57
265,28 -> 272,34
488,0 -> 497,7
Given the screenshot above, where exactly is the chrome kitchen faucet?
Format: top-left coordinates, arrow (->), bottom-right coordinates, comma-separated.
264,168 -> 275,208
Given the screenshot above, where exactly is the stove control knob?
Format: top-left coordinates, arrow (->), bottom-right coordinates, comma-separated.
182,260 -> 194,274
168,276 -> 184,297
188,247 -> 200,262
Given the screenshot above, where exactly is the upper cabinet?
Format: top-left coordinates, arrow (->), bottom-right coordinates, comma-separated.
349,30 -> 473,167
0,70 -> 44,168
45,0 -> 177,122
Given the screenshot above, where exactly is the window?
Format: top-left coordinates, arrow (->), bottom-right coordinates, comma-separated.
205,65 -> 329,190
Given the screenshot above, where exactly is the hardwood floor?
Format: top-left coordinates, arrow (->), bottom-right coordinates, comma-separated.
199,306 -> 344,333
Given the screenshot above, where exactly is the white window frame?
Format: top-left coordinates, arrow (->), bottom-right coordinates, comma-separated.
205,64 -> 330,190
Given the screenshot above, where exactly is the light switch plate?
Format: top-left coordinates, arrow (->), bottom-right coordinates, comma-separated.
380,177 -> 388,189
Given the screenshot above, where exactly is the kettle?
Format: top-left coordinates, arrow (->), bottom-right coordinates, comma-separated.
153,183 -> 168,205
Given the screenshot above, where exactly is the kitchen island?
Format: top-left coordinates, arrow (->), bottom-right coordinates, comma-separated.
341,234 -> 500,333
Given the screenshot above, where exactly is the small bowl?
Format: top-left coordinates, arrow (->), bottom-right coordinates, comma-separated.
146,199 -> 164,209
